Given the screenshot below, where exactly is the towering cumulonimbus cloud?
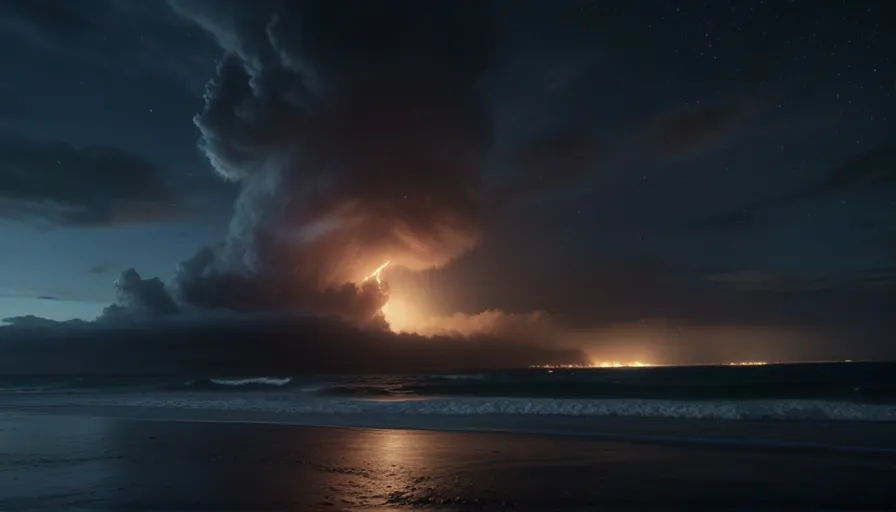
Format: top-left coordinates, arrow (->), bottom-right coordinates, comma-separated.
166,0 -> 494,322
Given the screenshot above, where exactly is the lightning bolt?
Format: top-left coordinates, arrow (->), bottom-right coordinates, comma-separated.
363,261 -> 390,285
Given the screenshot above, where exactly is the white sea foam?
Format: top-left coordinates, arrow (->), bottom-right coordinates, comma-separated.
431,373 -> 487,380
56,394 -> 896,422
208,377 -> 293,387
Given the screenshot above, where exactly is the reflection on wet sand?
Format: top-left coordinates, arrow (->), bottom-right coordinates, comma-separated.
371,429 -> 427,495
104,418 -> 456,509
2,413 -> 895,510
314,428 -> 437,508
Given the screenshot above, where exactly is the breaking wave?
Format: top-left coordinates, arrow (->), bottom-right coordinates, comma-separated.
198,377 -> 293,388
23,394 -> 896,422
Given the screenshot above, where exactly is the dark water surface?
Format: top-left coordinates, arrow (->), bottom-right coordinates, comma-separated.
3,361 -> 896,401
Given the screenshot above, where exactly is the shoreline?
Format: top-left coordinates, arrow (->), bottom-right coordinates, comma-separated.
8,404 -> 896,454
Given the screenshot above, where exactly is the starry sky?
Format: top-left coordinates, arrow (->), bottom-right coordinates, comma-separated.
0,0 -> 894,369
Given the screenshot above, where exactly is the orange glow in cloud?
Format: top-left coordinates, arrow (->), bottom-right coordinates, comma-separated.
358,264 -> 816,368
360,262 -> 568,341
361,262 -> 660,369
362,265 -> 434,334
380,295 -> 428,333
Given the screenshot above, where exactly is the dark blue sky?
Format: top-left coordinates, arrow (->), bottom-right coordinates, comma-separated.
0,0 -> 893,365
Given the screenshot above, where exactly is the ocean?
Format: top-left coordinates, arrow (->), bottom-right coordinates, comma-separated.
4,361 -> 896,422
5,362 -> 896,509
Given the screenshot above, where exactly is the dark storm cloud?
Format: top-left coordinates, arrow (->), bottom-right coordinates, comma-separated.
703,270 -> 830,293
691,138 -> 896,293
0,0 -> 624,358
861,266 -> 896,288
0,312 -> 588,375
170,247 -> 390,327
0,288 -> 56,301
693,141 -> 896,233
787,143 -> 896,201
0,263 -> 586,374
89,264 -> 113,275
152,0 -> 496,323
101,269 -> 181,321
700,241 -> 896,294
96,0 -> 758,327
0,0 -> 217,90
500,97 -> 753,203
0,288 -> 90,302
502,131 -> 606,202
0,134 -> 183,227
639,97 -> 752,156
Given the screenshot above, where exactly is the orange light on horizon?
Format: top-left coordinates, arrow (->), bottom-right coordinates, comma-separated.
531,361 -> 654,369
595,360 -> 652,368
530,359 -> 864,369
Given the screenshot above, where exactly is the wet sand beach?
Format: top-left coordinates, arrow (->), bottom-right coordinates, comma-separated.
2,412 -> 895,510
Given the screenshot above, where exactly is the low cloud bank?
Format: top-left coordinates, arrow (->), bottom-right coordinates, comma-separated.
0,312 -> 587,375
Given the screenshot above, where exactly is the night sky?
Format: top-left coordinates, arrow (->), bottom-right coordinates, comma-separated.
0,0 -> 894,372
